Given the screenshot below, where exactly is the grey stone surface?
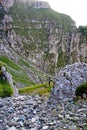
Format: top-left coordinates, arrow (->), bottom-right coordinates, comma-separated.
0,95 -> 87,130
50,62 -> 87,103
7,126 -> 16,130
1,66 -> 18,95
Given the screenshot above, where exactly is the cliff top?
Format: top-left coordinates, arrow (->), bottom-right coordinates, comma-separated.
17,0 -> 50,9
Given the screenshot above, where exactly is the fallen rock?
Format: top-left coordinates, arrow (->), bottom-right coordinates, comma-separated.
49,62 -> 87,103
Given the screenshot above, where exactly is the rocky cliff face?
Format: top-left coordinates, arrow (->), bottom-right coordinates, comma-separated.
0,0 -> 87,76
1,0 -> 14,11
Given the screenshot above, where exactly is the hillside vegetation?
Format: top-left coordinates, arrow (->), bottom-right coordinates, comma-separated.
9,1 -> 75,37
19,83 -> 53,97
0,79 -> 13,98
0,61 -> 14,97
0,54 -> 50,88
0,55 -> 35,87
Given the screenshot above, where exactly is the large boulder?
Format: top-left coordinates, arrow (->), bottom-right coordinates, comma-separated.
0,66 -> 18,95
49,62 -> 87,103
1,66 -> 13,85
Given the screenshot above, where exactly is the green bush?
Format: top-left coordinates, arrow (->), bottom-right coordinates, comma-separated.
79,26 -> 87,36
75,82 -> 87,97
0,79 -> 14,98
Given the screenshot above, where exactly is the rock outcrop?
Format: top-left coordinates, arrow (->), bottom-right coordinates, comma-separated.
0,66 -> 18,95
49,62 -> 87,103
0,0 -> 13,38
1,0 -> 14,11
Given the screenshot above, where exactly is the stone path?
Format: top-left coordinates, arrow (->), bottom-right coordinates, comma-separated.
0,95 -> 87,130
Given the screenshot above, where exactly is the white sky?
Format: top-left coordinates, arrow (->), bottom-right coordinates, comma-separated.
43,0 -> 87,27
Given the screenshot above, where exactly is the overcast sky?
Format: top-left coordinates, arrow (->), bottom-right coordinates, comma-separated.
43,0 -> 87,27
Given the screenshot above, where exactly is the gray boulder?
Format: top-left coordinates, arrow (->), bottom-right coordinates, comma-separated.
1,66 -> 13,85
1,66 -> 18,95
49,62 -> 87,103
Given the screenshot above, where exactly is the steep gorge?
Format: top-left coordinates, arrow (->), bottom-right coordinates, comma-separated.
0,0 -> 87,87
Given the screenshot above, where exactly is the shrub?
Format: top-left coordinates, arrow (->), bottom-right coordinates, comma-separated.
0,79 -> 14,98
75,82 -> 87,97
79,26 -> 87,36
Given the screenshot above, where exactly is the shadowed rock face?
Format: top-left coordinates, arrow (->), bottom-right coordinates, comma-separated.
49,62 -> 87,103
0,66 -> 18,95
1,66 -> 13,84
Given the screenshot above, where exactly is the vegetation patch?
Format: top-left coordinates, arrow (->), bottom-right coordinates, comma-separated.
19,83 -> 53,97
75,82 -> 87,98
0,55 -> 35,87
79,26 -> 87,38
0,79 -> 14,98
57,51 -> 66,68
9,1 -> 75,37
85,125 -> 87,130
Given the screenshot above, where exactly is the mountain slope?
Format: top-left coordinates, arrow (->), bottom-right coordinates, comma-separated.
1,0 -> 87,89
6,0 -> 76,74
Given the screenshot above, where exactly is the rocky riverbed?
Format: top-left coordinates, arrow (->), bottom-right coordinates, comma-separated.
0,95 -> 87,130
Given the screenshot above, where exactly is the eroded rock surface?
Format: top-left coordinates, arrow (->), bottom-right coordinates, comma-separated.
50,62 -> 87,103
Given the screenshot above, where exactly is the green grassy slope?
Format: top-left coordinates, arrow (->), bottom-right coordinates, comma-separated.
0,61 -> 14,97
19,83 -> 53,97
0,79 -> 14,97
8,1 -> 75,38
0,55 -> 50,88
0,55 -> 35,87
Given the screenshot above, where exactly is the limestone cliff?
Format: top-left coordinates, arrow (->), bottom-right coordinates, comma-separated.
0,0 -> 87,77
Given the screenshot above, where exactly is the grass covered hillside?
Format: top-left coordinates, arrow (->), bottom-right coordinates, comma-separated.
19,83 -> 53,97
0,61 -> 14,97
0,55 -> 49,88
9,1 -> 75,38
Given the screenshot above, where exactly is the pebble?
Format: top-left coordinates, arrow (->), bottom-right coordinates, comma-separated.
0,103 -> 3,107
42,126 -> 48,130
7,126 -> 16,130
0,95 -> 87,130
71,125 -> 77,130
